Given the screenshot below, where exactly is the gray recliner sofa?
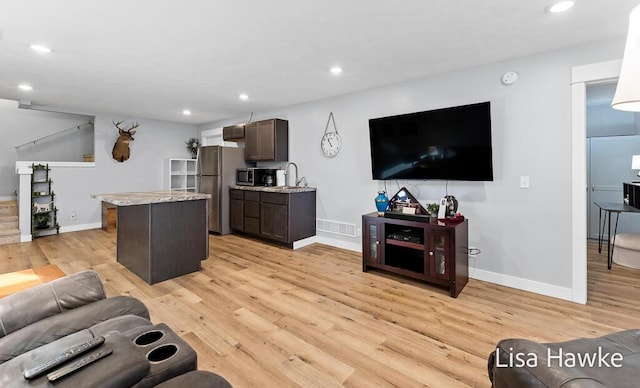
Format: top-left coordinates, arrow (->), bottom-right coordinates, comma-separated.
488,330 -> 640,387
0,270 -> 149,364
0,270 -> 231,387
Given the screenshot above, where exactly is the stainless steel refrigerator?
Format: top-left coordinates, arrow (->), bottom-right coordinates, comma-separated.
196,145 -> 245,234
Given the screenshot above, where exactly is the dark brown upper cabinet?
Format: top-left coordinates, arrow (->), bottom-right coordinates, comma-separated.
222,125 -> 245,140
244,119 -> 288,162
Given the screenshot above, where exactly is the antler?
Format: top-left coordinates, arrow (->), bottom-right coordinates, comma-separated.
113,120 -> 140,132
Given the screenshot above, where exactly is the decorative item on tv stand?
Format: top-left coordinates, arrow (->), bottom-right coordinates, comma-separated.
437,194 -> 465,225
374,191 -> 389,215
426,202 -> 440,217
444,195 -> 458,216
381,187 -> 429,222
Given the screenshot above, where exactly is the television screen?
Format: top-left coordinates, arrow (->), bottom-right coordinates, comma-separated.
368,101 -> 493,181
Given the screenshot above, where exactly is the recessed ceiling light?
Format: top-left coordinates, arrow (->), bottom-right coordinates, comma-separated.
18,84 -> 33,91
330,67 -> 343,74
239,94 -> 249,100
547,1 -> 574,13
30,44 -> 52,53
182,109 -> 191,116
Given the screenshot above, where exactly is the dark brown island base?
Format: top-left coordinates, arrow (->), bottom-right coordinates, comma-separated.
92,191 -> 211,284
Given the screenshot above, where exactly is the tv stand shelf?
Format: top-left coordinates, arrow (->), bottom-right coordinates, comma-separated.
362,212 -> 468,298
385,239 -> 423,250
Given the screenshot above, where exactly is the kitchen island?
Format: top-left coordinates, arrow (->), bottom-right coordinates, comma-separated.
92,190 -> 210,284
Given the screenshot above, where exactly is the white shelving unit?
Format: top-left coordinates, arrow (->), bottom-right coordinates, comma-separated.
164,158 -> 197,192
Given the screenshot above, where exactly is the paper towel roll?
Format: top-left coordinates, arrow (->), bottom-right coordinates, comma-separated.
276,170 -> 286,186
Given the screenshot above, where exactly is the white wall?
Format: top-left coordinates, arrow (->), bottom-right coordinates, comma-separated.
200,37 -> 626,296
0,99 -> 93,199
17,114 -> 198,229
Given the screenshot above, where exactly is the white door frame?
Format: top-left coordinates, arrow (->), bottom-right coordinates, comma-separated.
571,59 -> 621,304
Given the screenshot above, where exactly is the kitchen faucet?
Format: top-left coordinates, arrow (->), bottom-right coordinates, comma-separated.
284,162 -> 303,187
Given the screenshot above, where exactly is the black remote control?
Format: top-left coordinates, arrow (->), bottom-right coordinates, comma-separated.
46,348 -> 113,382
23,336 -> 105,380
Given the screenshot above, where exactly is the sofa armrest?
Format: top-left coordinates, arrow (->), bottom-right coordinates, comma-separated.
0,270 -> 106,337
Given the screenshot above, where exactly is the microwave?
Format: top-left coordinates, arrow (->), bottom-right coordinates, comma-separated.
236,168 -> 256,186
236,168 -> 276,186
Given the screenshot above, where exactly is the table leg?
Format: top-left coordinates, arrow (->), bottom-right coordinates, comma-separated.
598,208 -> 604,253
607,211 -> 612,270
610,212 -> 621,270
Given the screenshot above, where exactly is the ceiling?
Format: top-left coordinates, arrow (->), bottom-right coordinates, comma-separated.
0,1 -> 638,125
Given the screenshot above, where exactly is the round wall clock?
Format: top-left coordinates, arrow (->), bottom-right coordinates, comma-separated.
320,112 -> 341,157
321,132 -> 341,157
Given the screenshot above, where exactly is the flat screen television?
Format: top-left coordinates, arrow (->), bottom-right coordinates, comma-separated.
368,101 -> 493,181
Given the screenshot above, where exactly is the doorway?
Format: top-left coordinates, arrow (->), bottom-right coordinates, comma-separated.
570,59 -> 621,304
586,82 -> 640,240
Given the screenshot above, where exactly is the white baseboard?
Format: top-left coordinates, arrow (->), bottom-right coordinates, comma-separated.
20,223 -> 101,242
469,267 -> 574,302
297,235 -> 362,252
59,223 -> 102,233
292,236 -> 318,250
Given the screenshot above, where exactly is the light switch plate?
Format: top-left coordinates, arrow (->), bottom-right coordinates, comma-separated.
520,176 -> 530,189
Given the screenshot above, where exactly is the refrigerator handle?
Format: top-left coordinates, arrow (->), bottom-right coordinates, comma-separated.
195,147 -> 201,193
195,147 -> 201,176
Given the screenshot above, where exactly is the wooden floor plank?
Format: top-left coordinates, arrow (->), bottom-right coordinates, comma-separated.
0,264 -> 65,297
1,232 -> 640,387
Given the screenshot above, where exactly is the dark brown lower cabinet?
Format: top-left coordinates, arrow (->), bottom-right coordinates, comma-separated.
362,212 -> 468,297
229,190 -> 244,231
230,188 -> 316,246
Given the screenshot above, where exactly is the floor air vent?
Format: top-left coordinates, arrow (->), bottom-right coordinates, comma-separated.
316,219 -> 357,237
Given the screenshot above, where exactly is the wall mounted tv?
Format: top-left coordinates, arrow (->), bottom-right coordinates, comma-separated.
368,101 -> 493,181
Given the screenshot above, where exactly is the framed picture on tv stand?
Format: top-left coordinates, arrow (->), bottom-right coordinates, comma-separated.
386,187 -> 427,216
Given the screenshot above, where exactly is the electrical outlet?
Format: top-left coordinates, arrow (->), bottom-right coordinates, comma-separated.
356,227 -> 362,237
520,175 -> 530,189
69,211 -> 76,220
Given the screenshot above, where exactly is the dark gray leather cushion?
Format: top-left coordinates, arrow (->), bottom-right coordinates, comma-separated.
154,371 -> 233,388
0,270 -> 105,337
0,296 -> 149,364
489,329 -> 640,388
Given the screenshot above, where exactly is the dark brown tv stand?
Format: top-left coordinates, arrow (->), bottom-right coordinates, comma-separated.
362,212 -> 469,297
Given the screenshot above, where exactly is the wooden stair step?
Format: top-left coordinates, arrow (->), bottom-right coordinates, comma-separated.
0,228 -> 20,246
0,200 -> 18,217
0,228 -> 21,236
0,215 -> 19,231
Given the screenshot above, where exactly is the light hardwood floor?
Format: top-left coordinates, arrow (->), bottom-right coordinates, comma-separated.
1,231 -> 639,387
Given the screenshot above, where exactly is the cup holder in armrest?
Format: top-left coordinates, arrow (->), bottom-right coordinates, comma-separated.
134,330 -> 165,346
147,344 -> 179,364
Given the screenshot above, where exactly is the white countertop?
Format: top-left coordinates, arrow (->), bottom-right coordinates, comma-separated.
92,190 -> 211,206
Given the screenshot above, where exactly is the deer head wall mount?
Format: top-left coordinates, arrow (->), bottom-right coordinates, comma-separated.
112,120 -> 139,162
